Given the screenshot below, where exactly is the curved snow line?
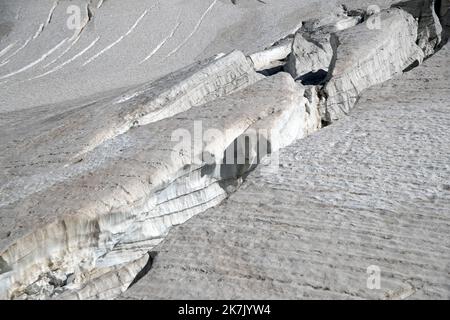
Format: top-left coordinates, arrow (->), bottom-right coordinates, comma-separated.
0,38 -> 68,80
43,2 -> 96,69
1,1 -> 59,67
30,37 -> 100,80
97,0 -> 104,9
33,24 -> 45,39
33,1 -> 59,40
0,37 -> 33,66
43,35 -> 82,69
124,10 -> 148,37
0,43 -> 17,59
166,0 -> 218,58
45,1 -> 59,26
83,9 -> 149,66
140,18 -> 181,64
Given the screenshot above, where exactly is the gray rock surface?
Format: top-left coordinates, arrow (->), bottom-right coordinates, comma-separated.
122,40 -> 450,300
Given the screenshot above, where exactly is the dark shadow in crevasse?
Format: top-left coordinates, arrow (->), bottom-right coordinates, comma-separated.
128,252 -> 158,289
199,133 -> 273,192
297,69 -> 328,85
